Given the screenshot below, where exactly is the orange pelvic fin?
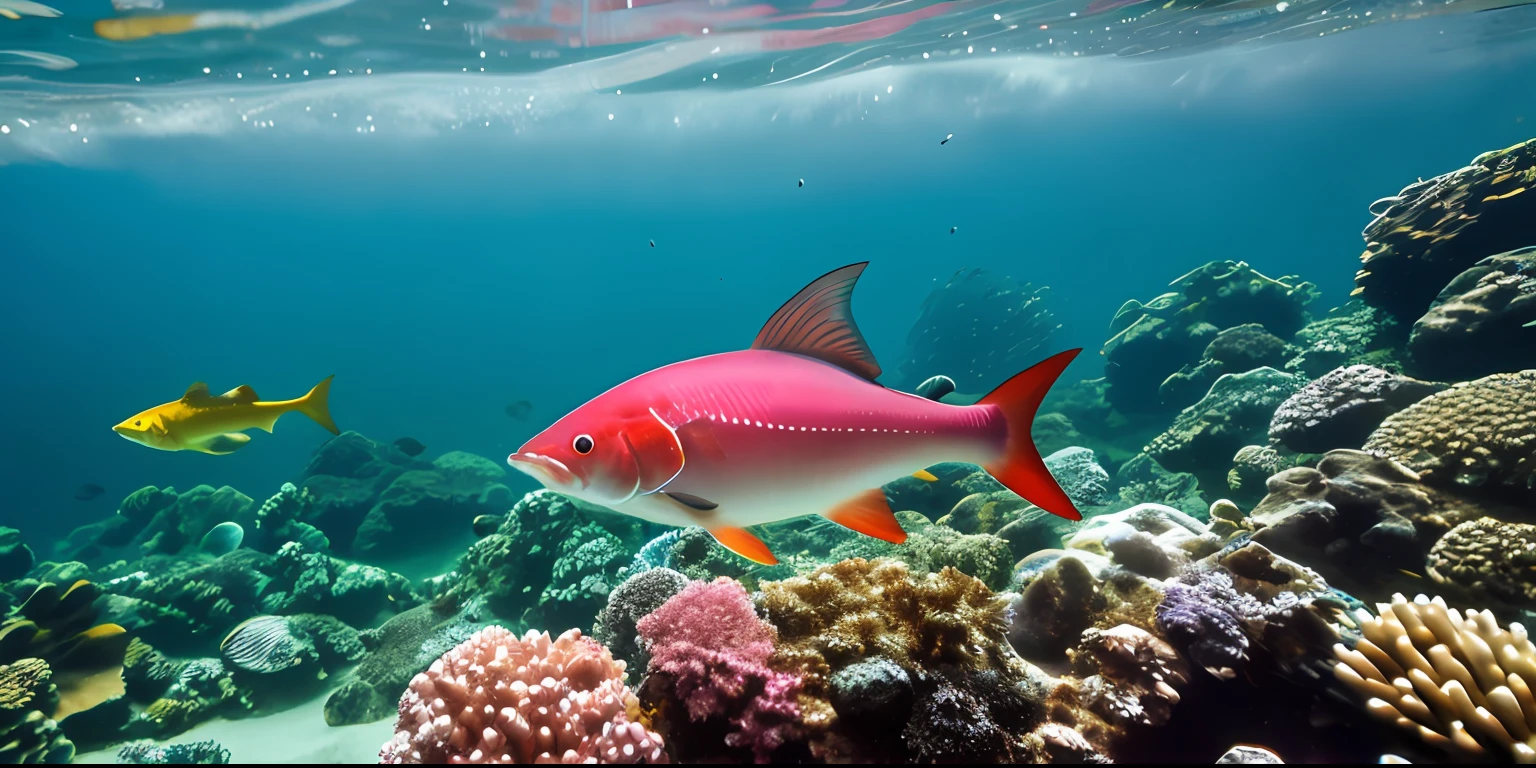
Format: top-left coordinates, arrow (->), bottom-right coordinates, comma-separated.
823,488 -> 906,544
707,526 -> 778,565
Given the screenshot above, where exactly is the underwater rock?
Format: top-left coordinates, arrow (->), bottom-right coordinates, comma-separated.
379,626 -> 665,765
1356,138 -> 1536,323
1406,247 -> 1536,380
1284,301 -> 1402,379
351,451 -> 515,560
323,602 -> 485,727
592,567 -> 689,672
1425,518 -> 1536,607
0,658 -> 74,765
1333,592 -> 1536,763
1109,453 -> 1208,519
1217,745 -> 1284,764
1147,367 -> 1305,492
1160,324 -> 1296,412
0,527 -> 34,582
755,559 -> 1043,763
1064,503 -> 1216,580
897,267 -> 1059,393
132,657 -> 253,739
1268,365 -> 1444,454
297,432 -> 425,556
197,522 -> 243,557
1031,412 -> 1082,457
1362,369 -> 1536,499
1068,624 -> 1189,728
1104,260 -> 1317,414
116,738 -> 232,764
1006,555 -> 1103,661
827,657 -> 912,723
58,485 -> 255,566
1245,450 -> 1449,580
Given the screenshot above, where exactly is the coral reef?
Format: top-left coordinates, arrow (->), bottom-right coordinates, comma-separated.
1333,593 -> 1536,762
1362,370 -> 1536,499
259,541 -> 419,627
1356,138 -> 1536,322
379,626 -> 665,764
0,658 -> 74,764
57,486 -> 255,566
1407,247 -> 1536,380
1161,324 -> 1295,412
1269,365 -> 1444,454
1284,302 -> 1401,378
897,267 -> 1059,393
1104,260 -> 1317,414
115,738 -> 232,764
1147,367 -> 1305,492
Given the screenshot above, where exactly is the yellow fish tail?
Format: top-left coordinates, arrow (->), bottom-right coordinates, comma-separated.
93,14 -> 202,42
296,375 -> 339,435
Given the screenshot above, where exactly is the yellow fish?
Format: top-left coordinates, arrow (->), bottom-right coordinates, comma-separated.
113,376 -> 338,455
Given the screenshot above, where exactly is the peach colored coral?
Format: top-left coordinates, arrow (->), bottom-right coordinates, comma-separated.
379,626 -> 666,765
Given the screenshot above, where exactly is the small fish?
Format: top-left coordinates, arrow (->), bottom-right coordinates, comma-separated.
0,1 -> 60,20
0,50 -> 76,70
797,178 -> 804,188
505,400 -> 533,421
649,240 -> 656,248
509,263 -> 1081,565
113,377 -> 338,455
74,483 -> 105,501
1523,319 -> 1536,328
950,226 -> 958,234
1397,569 -> 1422,579
393,437 -> 426,457
941,133 -> 953,145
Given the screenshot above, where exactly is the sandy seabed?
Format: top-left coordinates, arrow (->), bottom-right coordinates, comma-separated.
76,693 -> 395,765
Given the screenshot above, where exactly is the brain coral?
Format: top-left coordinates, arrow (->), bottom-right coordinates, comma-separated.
378,626 -> 665,765
1362,370 -> 1536,498
1425,518 -> 1536,607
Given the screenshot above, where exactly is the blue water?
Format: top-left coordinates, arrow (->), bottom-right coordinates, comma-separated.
2,3 -> 1535,542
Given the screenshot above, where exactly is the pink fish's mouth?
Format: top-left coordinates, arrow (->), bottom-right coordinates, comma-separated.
507,451 -> 583,490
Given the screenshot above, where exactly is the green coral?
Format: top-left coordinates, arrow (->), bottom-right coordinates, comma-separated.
831,513 -> 1014,591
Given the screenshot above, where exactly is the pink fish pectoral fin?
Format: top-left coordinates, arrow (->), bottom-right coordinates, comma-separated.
707,526 -> 778,565
621,411 -> 686,493
664,491 -> 718,511
750,261 -> 882,382
823,488 -> 906,544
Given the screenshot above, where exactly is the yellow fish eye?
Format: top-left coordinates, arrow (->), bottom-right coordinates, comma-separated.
134,420 -> 142,427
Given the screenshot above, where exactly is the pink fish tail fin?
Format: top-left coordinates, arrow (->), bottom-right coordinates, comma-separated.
979,349 -> 1084,521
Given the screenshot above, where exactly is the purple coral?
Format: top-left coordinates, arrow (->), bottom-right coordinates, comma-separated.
1155,574 -> 1250,679
636,577 -> 801,763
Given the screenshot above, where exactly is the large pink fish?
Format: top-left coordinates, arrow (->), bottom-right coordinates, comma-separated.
508,263 -> 1082,565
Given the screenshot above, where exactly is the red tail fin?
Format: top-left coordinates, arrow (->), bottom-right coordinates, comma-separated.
980,349 -> 1084,521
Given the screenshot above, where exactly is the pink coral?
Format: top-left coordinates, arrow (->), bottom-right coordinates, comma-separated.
378,626 -> 667,765
636,577 -> 802,763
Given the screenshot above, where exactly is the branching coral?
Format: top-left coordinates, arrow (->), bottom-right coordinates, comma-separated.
1333,593 -> 1536,762
637,578 -> 799,763
379,626 -> 665,764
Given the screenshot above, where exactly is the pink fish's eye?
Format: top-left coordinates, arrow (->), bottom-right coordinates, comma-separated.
572,435 -> 594,455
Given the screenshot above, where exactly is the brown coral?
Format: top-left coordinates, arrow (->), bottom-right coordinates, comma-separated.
757,559 -> 1041,763
1362,370 -> 1536,498
0,658 -> 74,764
1068,624 -> 1189,728
1426,518 -> 1536,607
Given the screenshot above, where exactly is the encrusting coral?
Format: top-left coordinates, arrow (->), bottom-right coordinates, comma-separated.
1332,593 -> 1536,762
1362,370 -> 1536,499
379,626 -> 665,764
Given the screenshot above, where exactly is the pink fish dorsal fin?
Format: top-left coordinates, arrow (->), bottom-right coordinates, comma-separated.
751,262 -> 882,382
621,408 -> 686,494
